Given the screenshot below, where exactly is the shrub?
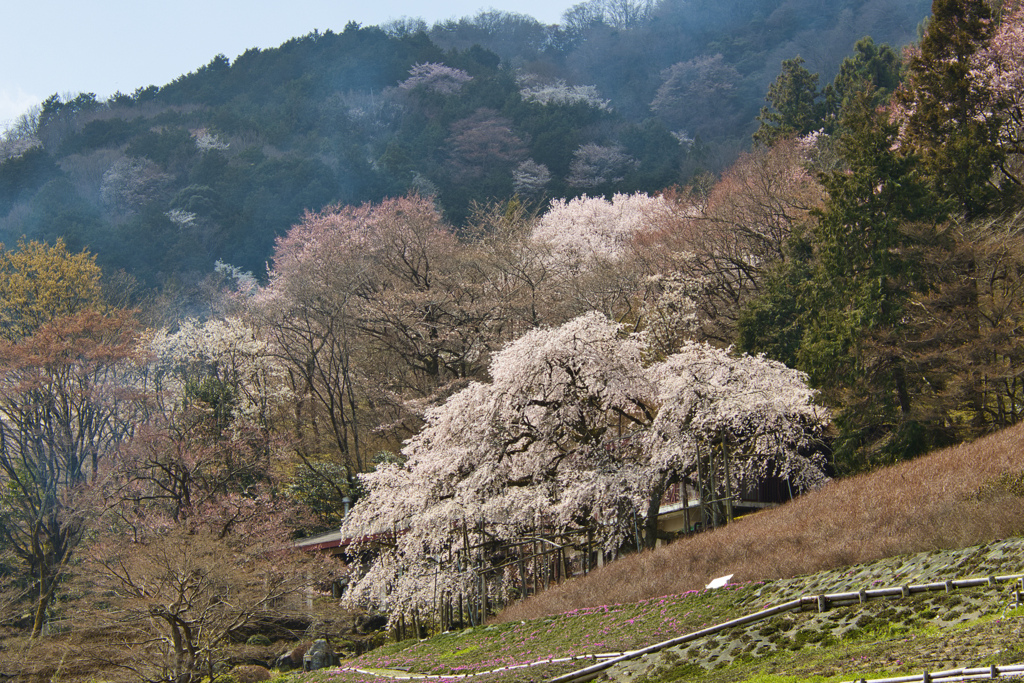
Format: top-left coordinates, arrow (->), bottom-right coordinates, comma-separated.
231,664 -> 272,682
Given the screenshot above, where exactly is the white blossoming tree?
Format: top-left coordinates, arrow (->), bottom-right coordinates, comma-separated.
645,341 -> 830,532
512,159 -> 551,197
518,77 -> 611,110
150,316 -> 285,429
99,157 -> 172,217
399,63 -> 473,95
566,143 -> 639,190
531,192 -> 672,272
341,311 -> 828,624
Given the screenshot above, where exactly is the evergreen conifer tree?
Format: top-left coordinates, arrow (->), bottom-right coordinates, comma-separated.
754,56 -> 824,146
897,0 -> 1002,219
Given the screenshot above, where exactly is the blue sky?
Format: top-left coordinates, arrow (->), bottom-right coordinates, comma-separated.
0,0 -> 573,126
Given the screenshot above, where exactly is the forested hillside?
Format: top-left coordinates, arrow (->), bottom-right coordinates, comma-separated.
0,0 -> 929,282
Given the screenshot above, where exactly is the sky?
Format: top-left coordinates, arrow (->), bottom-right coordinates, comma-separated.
1,0 -> 573,127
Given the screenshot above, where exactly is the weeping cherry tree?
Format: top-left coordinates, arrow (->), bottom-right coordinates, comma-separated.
341,311 -> 828,624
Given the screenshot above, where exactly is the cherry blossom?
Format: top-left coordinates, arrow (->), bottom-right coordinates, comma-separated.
399,63 -> 474,95
518,76 -> 611,110
164,208 -> 196,228
566,143 -> 639,189
190,127 -> 229,151
512,159 -> 552,197
253,195 -> 511,473
99,157 -> 172,216
341,311 -> 828,620
645,342 -> 830,494
149,316 -> 286,427
971,1 -> 1024,166
531,192 -> 672,272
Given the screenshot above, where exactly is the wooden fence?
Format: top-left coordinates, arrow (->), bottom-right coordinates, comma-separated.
391,526 -> 600,640
843,665 -> 1024,683
547,574 -> 1024,683
343,574 -> 1024,682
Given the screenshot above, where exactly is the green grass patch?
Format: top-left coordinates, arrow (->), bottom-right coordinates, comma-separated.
280,547 -> 1024,683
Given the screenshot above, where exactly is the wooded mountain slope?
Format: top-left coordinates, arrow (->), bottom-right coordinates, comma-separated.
0,0 -> 929,283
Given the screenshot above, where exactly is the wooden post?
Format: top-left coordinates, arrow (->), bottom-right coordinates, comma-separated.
480,571 -> 487,624
709,445 -> 720,528
683,489 -> 691,535
722,439 -> 734,523
696,445 -> 707,532
437,598 -> 442,634
536,540 -> 544,593
585,528 -> 593,575
518,552 -> 528,600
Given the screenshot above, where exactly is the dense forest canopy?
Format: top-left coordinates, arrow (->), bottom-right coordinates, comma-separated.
0,0 -> 929,283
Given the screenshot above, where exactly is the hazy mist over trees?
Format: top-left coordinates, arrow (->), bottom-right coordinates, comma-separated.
0,0 -> 929,285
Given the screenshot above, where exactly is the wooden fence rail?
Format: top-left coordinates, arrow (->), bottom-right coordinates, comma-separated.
843,664 -> 1024,682
340,574 -> 1024,683
547,574 -> 1024,683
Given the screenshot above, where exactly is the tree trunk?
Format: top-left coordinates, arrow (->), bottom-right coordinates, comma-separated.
643,478 -> 667,549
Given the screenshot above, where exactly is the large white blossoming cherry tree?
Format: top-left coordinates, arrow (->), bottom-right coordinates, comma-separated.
341,311 -> 828,624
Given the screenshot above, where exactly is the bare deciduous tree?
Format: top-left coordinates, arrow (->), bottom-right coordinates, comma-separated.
74,528 -> 327,683
0,309 -> 148,637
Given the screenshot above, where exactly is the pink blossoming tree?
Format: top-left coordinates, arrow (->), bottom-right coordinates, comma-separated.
971,0 -> 1024,184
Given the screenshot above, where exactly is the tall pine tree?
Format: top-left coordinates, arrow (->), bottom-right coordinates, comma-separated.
896,0 -> 1002,220
754,56 -> 825,146
742,90 -> 944,472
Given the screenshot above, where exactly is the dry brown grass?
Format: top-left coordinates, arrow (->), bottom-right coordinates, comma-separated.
497,423 -> 1024,622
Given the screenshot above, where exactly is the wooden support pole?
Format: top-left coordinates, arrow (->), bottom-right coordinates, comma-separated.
518,553 -> 528,600
537,545 -> 544,591
480,571 -> 487,624
723,441 -> 734,523
696,446 -> 707,532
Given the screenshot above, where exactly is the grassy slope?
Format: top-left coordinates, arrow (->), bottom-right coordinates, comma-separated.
292,542 -> 1024,683
502,423 -> 1024,622
286,424 -> 1024,683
